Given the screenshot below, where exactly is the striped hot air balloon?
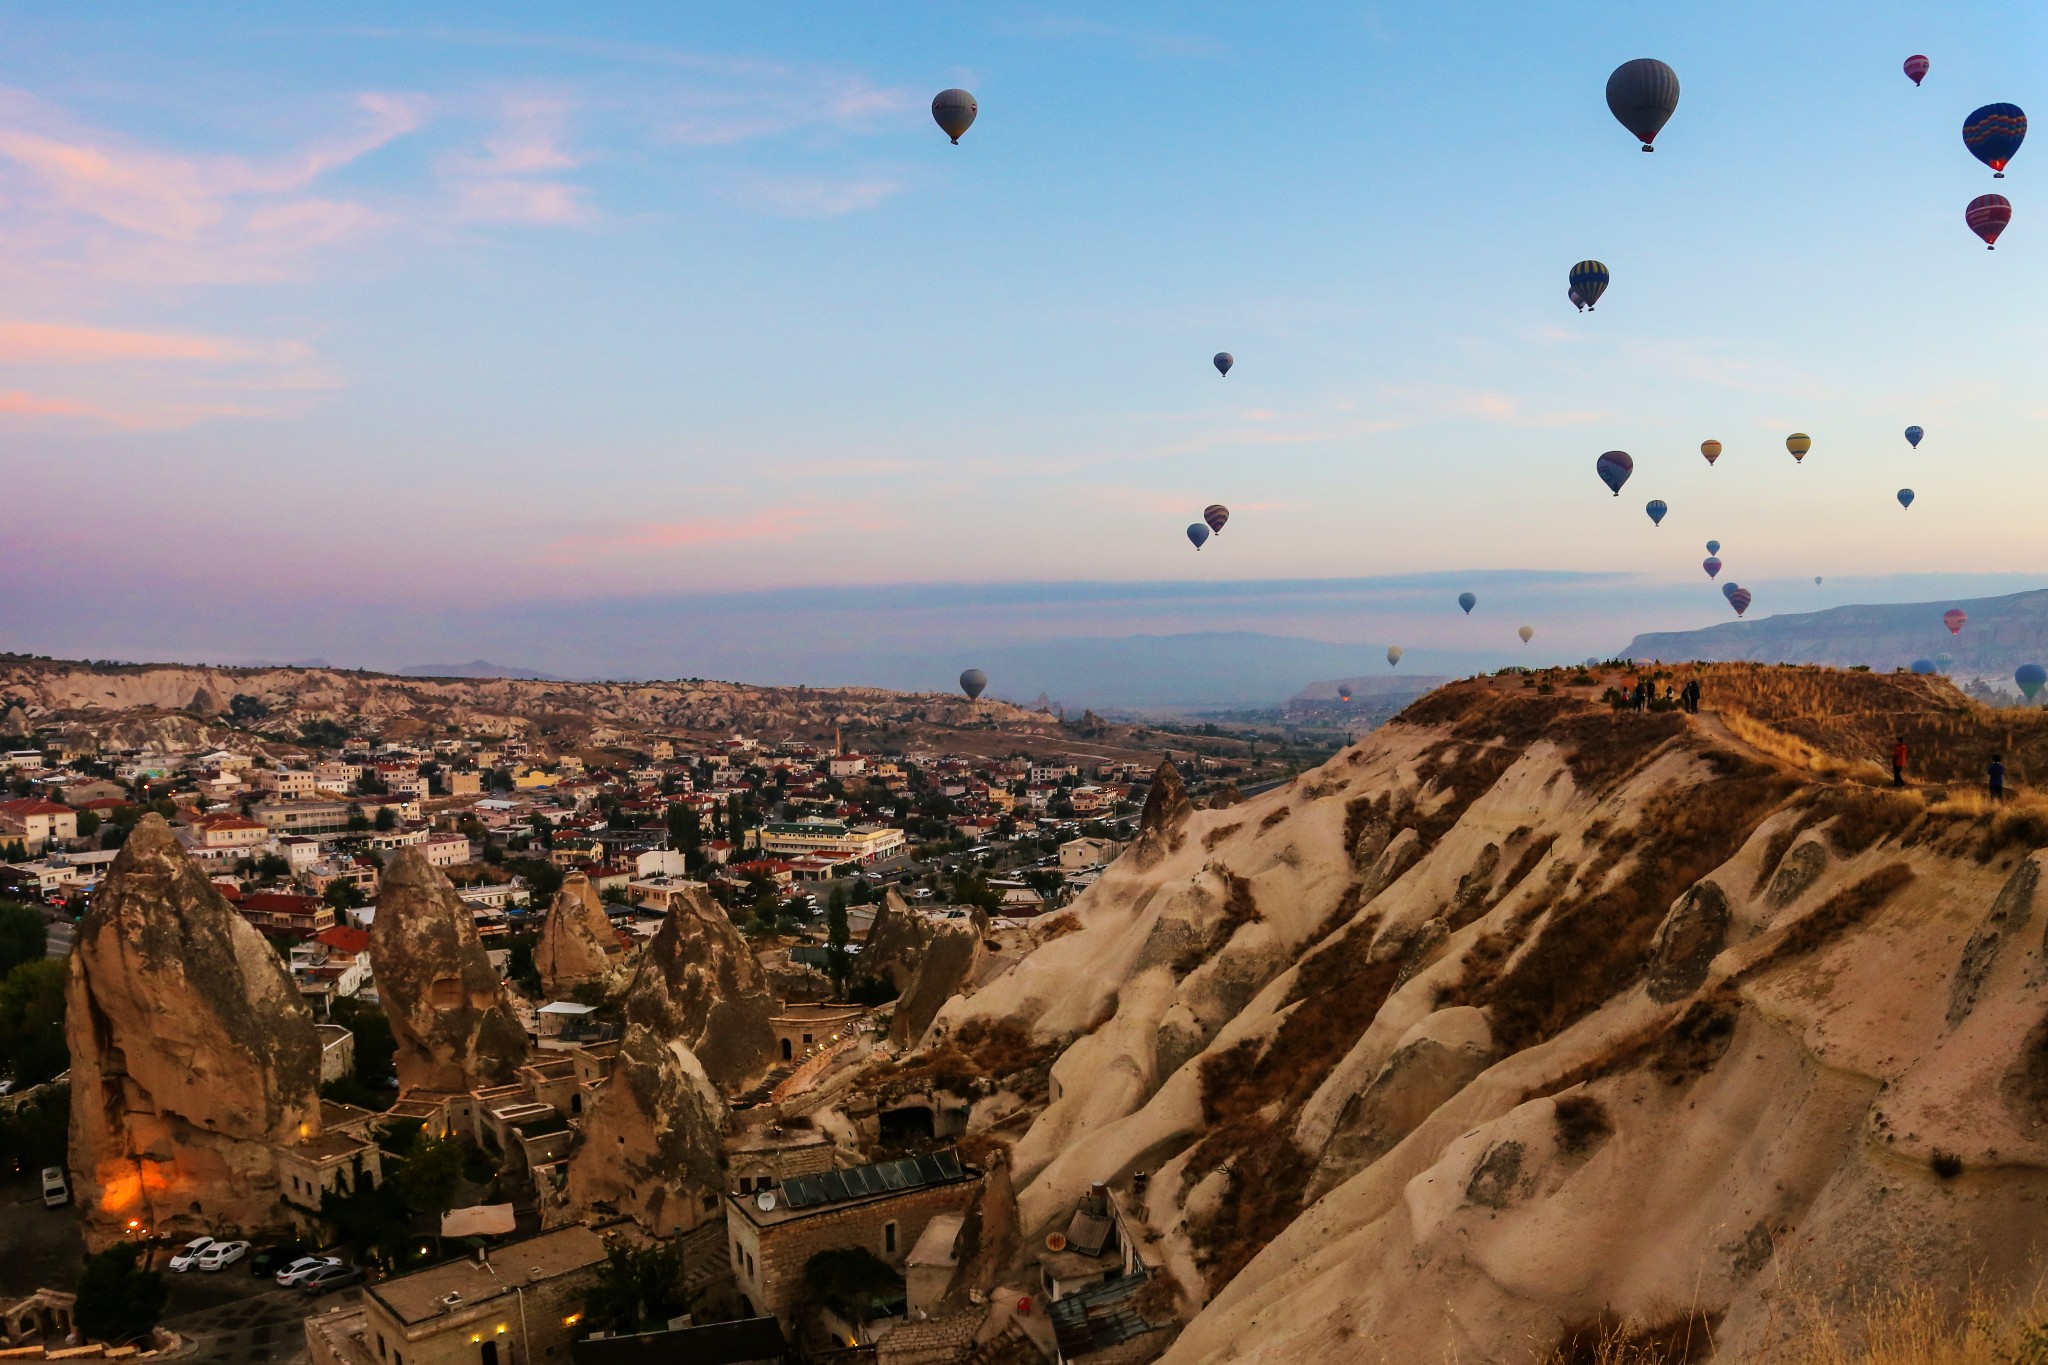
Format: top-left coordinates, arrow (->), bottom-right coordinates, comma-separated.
1728,587 -> 1752,617
1786,433 -> 1812,463
1645,499 -> 1668,527
1703,557 -> 1721,579
1700,439 -> 1721,465
1904,55 -> 1930,87
1963,103 -> 2026,177
1944,609 -> 1967,635
1204,504 -> 1229,535
1596,450 -> 1633,496
1569,260 -> 1610,310
1968,194 -> 2012,249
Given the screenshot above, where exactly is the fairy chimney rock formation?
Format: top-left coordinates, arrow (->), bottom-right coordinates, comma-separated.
538,872 -> 623,999
563,1022 -> 727,1234
66,815 -> 321,1250
1132,758 -> 1193,869
619,884 -> 776,1092
371,849 -> 529,1092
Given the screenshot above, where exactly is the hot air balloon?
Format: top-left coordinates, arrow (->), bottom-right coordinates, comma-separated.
932,89 -> 978,144
1338,685 -> 1352,702
1458,592 -> 1477,615
1786,433 -> 1812,463
1935,652 -> 1956,674
1815,576 -> 1824,585
1213,352 -> 1234,377
1963,103 -> 2026,177
1204,504 -> 1229,535
1607,58 -> 1680,151
1701,439 -> 1722,465
1706,540 -> 1721,555
1569,287 -> 1585,311
1703,557 -> 1722,579
1905,425 -> 1924,448
1911,658 -> 1937,675
1898,488 -> 1915,509
1186,523 -> 1209,550
1596,450 -> 1633,496
1387,646 -> 1403,668
1945,609 -> 1967,635
1968,194 -> 2012,249
1904,55 -> 1930,87
2018,663 -> 2046,700
1645,499 -> 1668,527
959,668 -> 987,700
1729,587 -> 1752,617
1722,581 -> 1741,602
1569,261 -> 1610,310
1518,625 -> 1535,644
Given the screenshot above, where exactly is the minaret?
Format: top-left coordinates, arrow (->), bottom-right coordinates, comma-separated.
835,725 -> 843,756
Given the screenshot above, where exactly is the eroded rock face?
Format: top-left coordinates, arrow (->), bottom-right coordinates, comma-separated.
893,913 -> 991,1046
1132,760 -> 1193,869
619,885 -> 775,1092
538,873 -> 623,1000
564,1022 -> 726,1234
66,816 -> 320,1250
371,850 -> 529,1092
863,889 -> 938,994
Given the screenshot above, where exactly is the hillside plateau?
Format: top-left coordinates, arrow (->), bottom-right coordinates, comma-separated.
856,663 -> 2048,1362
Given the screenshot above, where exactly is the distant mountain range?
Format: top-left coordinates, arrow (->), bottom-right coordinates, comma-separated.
397,660 -> 564,681
1623,588 -> 2048,681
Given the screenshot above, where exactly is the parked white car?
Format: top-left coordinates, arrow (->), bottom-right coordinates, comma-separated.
276,1256 -> 342,1287
197,1240 -> 249,1271
168,1238 -> 217,1272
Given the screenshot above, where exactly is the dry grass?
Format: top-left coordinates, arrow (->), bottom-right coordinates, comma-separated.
1732,864 -> 1915,983
1202,821 -> 1244,851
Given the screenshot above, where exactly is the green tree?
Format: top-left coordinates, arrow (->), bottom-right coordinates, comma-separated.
0,902 -> 46,978
392,1132 -> 465,1220
73,1244 -> 168,1346
256,853 -> 291,879
373,806 -> 398,832
323,880 -> 365,911
665,804 -> 701,855
581,1238 -> 693,1335
330,997 -> 397,1089
0,1080 -> 69,1170
826,885 -> 851,995
74,808 -> 101,839
346,805 -> 370,833
0,959 -> 69,1086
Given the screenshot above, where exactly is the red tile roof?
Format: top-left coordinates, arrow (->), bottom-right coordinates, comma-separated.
0,799 -> 73,817
315,925 -> 371,954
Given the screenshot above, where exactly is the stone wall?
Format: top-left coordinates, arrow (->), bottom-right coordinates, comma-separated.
726,1177 -> 983,1324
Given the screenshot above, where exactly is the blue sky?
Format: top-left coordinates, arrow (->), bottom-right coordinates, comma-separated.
2,2 -> 2046,689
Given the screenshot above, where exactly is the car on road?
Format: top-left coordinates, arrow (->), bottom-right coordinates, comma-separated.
169,1238 -> 218,1272
196,1240 -> 249,1271
249,1242 -> 314,1277
276,1256 -> 342,1287
39,1166 -> 67,1207
298,1263 -> 365,1295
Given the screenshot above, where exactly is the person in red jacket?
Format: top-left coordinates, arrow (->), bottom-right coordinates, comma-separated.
1892,738 -> 1907,788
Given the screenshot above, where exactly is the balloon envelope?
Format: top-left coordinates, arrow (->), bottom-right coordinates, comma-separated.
1645,499 -> 1668,526
1518,625 -> 1535,643
1387,646 -> 1403,667
931,89 -> 978,143
1569,260 -> 1610,310
1186,523 -> 1209,550
1729,588 -> 1753,617
1596,450 -> 1633,496
1935,653 -> 1955,673
1967,193 -> 2012,248
2019,663 -> 2047,700
1945,609 -> 1967,635
1911,659 -> 1937,675
1705,539 -> 1721,555
1905,425 -> 1924,448
1338,685 -> 1352,702
1700,439 -> 1721,465
1213,352 -> 1233,377
1457,592 -> 1477,614
1568,287 -> 1584,311
1898,488 -> 1915,509
1786,433 -> 1811,462
1203,504 -> 1229,534
1963,103 -> 2026,176
1606,58 -> 1680,150
1904,54 -> 1929,86
1815,576 -> 1824,585
1722,581 -> 1741,602
959,668 -> 987,700
1703,557 -> 1722,579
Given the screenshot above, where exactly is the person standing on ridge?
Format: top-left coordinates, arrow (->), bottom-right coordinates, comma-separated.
1892,737 -> 1908,788
1990,753 -> 2006,801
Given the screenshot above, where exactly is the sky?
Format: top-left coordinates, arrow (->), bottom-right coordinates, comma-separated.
2,2 -> 2046,697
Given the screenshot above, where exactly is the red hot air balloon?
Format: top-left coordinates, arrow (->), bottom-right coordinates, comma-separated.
1945,609 -> 1967,635
1968,194 -> 2012,249
1904,55 -> 1930,87
1728,587 -> 1752,617
1703,557 -> 1722,579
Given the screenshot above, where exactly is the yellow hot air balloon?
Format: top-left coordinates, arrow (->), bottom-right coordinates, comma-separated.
1786,433 -> 1811,463
1700,439 -> 1722,465
1518,625 -> 1535,644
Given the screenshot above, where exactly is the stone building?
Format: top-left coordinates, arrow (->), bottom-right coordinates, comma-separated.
304,1224 -> 606,1365
723,1150 -> 980,1326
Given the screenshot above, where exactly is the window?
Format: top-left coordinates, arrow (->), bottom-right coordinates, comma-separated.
885,1222 -> 898,1254
377,1334 -> 386,1359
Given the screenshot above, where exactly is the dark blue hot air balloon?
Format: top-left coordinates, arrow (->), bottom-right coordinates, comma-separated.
1213,352 -> 1234,377
2018,663 -> 2046,700
1963,103 -> 2026,177
1596,450 -> 1633,496
1904,425 -> 1924,449
1569,260 -> 1610,311
1705,539 -> 1720,555
1186,522 -> 1209,550
1645,499 -> 1667,527
1721,581 -> 1740,602
1457,592 -> 1477,614
1898,488 -> 1915,509
1607,59 -> 1681,151
1911,659 -> 1937,675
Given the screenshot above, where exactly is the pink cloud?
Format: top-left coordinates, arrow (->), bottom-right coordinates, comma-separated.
0,318 -> 311,365
546,503 -> 898,565
721,170 -> 906,218
0,386 -> 276,430
440,94 -> 590,224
